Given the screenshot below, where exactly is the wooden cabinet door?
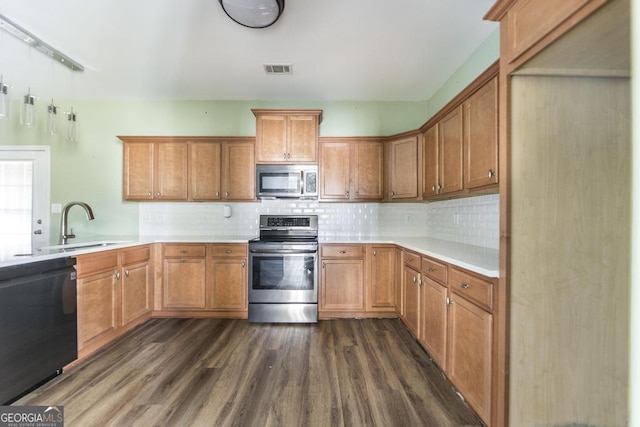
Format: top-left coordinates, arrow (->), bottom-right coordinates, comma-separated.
402,265 -> 421,338
120,261 -> 151,326
288,115 -> 318,162
389,136 -> 418,199
77,270 -> 118,351
352,141 -> 384,200
465,76 -> 498,189
209,257 -> 247,310
439,106 -> 464,195
422,125 -> 439,197
367,246 -> 396,311
256,115 -> 287,162
320,259 -> 365,311
222,141 -> 255,200
155,142 -> 188,200
447,292 -> 493,423
420,277 -> 448,370
163,258 -> 206,309
123,141 -> 154,200
190,141 -> 221,200
319,142 -> 350,200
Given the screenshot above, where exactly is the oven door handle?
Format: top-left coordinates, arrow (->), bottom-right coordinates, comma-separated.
250,249 -> 318,254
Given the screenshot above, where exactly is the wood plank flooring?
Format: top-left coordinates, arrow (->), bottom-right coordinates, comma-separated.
15,318 -> 482,426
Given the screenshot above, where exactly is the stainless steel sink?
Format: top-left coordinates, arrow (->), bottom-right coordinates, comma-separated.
37,240 -> 130,252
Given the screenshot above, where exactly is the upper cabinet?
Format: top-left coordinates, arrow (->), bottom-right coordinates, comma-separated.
252,109 -> 322,163
120,136 -> 255,202
319,138 -> 384,201
464,77 -> 498,189
387,133 -> 421,201
122,138 -> 188,201
421,63 -> 499,200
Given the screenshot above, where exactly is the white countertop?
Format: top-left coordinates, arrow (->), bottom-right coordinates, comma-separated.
319,236 -> 499,278
1,234 -> 498,278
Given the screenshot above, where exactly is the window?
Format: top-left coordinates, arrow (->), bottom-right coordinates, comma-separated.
0,146 -> 50,251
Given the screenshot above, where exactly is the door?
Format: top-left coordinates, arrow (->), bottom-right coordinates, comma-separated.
389,136 -> 418,199
222,141 -> 255,200
209,257 -> 247,310
123,141 -> 154,200
121,261 -> 150,326
288,115 -> 318,162
402,265 -> 421,338
439,106 -> 464,194
78,270 -> 118,350
420,277 -> 448,370
422,125 -> 439,197
155,142 -> 188,200
190,141 -> 221,200
321,259 -> 365,311
367,246 -> 396,311
163,258 -> 206,309
353,141 -> 384,200
319,142 -> 350,200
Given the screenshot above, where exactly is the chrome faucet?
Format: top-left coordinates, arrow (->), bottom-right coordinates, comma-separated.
60,201 -> 95,244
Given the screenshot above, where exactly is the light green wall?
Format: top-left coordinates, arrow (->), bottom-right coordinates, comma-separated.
0,30 -> 499,239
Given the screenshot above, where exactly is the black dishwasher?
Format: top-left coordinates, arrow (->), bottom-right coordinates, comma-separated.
0,257 -> 78,404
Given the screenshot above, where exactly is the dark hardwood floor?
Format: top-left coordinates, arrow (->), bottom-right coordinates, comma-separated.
15,318 -> 482,426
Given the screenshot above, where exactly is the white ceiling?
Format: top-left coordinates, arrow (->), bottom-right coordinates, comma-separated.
0,0 -> 498,102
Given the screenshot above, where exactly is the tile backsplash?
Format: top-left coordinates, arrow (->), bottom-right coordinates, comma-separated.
139,194 -> 499,249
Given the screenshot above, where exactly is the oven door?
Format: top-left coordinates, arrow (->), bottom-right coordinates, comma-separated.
249,249 -> 317,303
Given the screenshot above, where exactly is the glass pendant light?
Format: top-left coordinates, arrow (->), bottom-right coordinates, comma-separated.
20,88 -> 35,127
0,75 -> 8,119
219,0 -> 285,28
47,99 -> 58,135
66,107 -> 78,142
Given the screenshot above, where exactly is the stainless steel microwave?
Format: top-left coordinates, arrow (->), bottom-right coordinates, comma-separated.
256,164 -> 318,199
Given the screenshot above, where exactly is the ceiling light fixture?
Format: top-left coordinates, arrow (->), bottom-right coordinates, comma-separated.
0,75 -> 9,119
219,0 -> 285,29
0,13 -> 84,72
20,88 -> 35,127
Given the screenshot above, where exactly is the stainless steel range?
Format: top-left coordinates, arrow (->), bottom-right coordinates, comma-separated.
248,215 -> 318,323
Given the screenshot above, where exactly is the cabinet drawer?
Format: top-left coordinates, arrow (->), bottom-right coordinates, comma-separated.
449,267 -> 494,311
163,244 -> 206,258
208,244 -> 247,257
321,245 -> 365,258
121,245 -> 150,266
76,251 -> 119,277
403,250 -> 421,271
421,256 -> 447,285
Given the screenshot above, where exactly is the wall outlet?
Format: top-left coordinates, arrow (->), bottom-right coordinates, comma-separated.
51,203 -> 62,213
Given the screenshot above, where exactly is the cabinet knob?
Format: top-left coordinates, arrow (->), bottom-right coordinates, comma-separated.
346,191 -> 350,198
322,262 -> 325,269
156,192 -> 161,197
225,250 -> 232,254
115,271 -> 121,280
391,191 -> 395,196
373,250 -> 377,256
412,276 -> 417,283
432,185 -> 436,192
216,191 -> 220,197
283,153 -> 287,160
225,191 -> 229,197
287,152 -> 291,159
437,184 -> 442,191
339,250 -> 346,254
241,260 -> 245,268
428,267 -> 436,272
125,270 -> 130,277
446,297 -> 453,306
460,283 -> 470,289
148,192 -> 152,197
488,169 -> 495,178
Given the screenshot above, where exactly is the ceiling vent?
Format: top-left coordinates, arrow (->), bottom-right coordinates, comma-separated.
264,64 -> 292,75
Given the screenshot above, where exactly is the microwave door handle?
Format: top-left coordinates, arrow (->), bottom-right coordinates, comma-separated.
300,171 -> 305,195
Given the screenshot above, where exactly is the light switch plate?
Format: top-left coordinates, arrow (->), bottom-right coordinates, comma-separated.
51,203 -> 62,213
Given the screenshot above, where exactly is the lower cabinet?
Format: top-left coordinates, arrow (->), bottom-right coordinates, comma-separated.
401,250 -> 422,338
320,244 -> 399,318
76,245 -> 152,359
159,243 -> 248,317
320,245 -> 365,314
420,276 -> 448,370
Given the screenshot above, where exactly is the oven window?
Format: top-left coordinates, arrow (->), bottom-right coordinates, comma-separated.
260,173 -> 301,194
252,255 -> 315,291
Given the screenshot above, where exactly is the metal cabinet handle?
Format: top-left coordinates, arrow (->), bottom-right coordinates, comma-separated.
488,169 -> 495,178
339,250 -> 346,254
225,250 -> 232,254
407,257 -> 414,262
432,185 -> 436,192
446,297 -> 452,306
461,283 -> 470,289
125,270 -> 130,277
241,260 -> 245,268
428,267 -> 436,272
